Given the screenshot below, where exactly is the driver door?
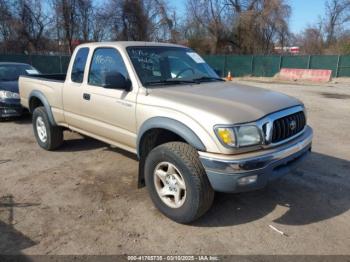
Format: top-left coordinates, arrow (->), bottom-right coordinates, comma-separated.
78,47 -> 137,151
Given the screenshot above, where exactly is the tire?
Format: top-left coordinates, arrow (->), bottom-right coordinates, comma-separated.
144,142 -> 214,223
32,106 -> 63,150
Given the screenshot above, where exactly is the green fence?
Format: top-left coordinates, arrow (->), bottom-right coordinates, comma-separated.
203,55 -> 350,78
0,54 -> 70,74
1,53 -> 350,77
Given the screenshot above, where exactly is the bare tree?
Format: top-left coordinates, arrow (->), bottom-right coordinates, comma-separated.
0,0 -> 53,53
121,0 -> 149,40
90,5 -> 114,41
185,0 -> 233,54
0,1 -> 12,40
296,24 -> 324,54
17,0 -> 51,52
145,0 -> 175,41
104,0 -> 174,42
0,0 -> 296,55
51,0 -> 111,52
52,0 -> 80,53
290,0 -> 350,55
76,0 -> 93,41
184,0 -> 291,54
324,0 -> 350,46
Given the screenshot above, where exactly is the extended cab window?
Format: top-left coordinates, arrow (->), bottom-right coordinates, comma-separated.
88,48 -> 129,87
71,47 -> 89,83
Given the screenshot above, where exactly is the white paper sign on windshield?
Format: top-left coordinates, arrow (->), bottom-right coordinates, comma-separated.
186,52 -> 205,63
26,69 -> 39,75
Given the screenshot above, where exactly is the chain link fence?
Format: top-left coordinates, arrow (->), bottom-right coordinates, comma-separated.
1,53 -> 350,78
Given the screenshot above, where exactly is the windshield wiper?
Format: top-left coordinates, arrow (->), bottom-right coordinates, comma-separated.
144,79 -> 198,86
144,77 -> 224,86
192,76 -> 225,82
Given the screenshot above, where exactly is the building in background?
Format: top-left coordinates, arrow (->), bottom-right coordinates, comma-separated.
274,46 -> 300,55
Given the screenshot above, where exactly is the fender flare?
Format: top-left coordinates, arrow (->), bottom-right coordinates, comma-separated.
137,117 -> 206,158
29,90 -> 57,126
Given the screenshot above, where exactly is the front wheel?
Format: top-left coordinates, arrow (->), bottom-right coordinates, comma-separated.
32,107 -> 63,150
144,142 -> 214,223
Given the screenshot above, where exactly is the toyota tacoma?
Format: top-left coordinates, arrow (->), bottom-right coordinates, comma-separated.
19,42 -> 313,223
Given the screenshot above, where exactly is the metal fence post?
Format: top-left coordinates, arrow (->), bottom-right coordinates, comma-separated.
307,55 -> 311,69
335,55 -> 340,78
28,54 -> 32,66
279,56 -> 283,70
224,55 -> 227,77
59,55 -> 63,73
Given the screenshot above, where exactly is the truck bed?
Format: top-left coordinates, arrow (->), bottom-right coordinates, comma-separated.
19,74 -> 66,124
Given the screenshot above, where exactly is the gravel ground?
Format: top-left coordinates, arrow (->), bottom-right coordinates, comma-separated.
0,80 -> 349,255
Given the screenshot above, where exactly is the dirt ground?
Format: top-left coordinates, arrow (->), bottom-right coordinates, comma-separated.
0,80 -> 349,255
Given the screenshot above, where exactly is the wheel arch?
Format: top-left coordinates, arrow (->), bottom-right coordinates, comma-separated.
137,117 -> 206,159
29,90 -> 57,126
136,117 -> 207,188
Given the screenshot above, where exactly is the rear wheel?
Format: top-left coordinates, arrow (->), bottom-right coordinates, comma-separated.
145,142 -> 214,223
32,107 -> 63,150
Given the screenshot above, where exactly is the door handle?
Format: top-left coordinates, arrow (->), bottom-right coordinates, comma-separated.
83,93 -> 91,101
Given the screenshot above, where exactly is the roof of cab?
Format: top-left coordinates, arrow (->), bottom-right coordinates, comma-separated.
77,41 -> 187,49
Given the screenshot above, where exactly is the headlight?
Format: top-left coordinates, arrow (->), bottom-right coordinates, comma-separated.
215,125 -> 262,148
235,125 -> 262,146
0,90 -> 20,99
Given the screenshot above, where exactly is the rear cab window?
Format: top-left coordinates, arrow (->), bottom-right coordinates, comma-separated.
71,47 -> 89,83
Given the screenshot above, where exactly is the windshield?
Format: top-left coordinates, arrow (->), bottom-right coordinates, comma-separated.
127,46 -> 221,86
0,64 -> 39,81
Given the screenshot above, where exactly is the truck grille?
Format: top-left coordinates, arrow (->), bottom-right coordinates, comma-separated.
271,111 -> 306,143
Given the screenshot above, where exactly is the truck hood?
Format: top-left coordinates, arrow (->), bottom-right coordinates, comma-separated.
147,81 -> 302,124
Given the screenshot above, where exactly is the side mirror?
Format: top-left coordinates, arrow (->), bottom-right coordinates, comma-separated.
102,72 -> 132,92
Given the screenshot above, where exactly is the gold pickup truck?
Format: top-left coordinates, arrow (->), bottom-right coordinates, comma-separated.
19,42 -> 313,223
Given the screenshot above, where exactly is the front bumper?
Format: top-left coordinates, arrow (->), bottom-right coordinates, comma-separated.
0,99 -> 23,118
199,126 -> 313,193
